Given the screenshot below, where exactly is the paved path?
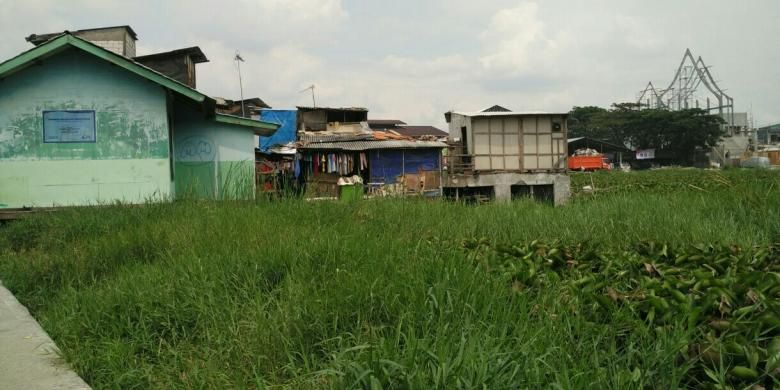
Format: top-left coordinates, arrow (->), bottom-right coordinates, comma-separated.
0,281 -> 90,390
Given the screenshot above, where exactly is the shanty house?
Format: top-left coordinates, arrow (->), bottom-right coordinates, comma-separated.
443,108 -> 570,204
0,33 -> 278,209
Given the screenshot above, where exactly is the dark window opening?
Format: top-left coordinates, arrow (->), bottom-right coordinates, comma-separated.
511,184 -> 554,204
443,186 -> 494,204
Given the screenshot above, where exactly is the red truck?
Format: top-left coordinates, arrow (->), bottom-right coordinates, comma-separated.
568,155 -> 612,171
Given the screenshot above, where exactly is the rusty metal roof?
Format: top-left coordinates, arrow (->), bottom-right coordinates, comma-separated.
393,126 -> 448,138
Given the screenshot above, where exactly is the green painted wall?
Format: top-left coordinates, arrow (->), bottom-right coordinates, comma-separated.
0,48 -> 171,208
173,101 -> 256,200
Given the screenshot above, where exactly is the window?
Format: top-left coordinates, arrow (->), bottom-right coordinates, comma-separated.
42,110 -> 96,143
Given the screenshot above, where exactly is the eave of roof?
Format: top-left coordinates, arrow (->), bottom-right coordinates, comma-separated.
296,106 -> 368,112
215,114 -> 279,136
453,111 -> 569,117
134,46 -> 209,63
368,119 -> 407,125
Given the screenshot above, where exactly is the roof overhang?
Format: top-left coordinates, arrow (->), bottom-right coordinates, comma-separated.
215,114 -> 280,136
453,111 -> 569,118
133,46 -> 209,64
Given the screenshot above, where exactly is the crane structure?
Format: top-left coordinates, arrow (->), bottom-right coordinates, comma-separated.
637,49 -> 735,126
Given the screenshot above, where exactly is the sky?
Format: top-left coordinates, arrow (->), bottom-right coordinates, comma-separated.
1,0 -> 778,129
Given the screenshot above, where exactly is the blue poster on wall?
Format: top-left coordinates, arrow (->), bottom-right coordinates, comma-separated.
42,110 -> 96,143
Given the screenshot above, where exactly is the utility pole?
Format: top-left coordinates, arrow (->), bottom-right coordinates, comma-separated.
234,51 -> 245,117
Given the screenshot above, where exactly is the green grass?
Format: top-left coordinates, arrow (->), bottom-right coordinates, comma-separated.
1,169 -> 779,388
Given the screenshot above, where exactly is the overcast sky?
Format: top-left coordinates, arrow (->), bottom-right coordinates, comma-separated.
1,0 -> 778,129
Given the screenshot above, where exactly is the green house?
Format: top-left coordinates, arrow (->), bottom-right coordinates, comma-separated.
0,33 -> 278,208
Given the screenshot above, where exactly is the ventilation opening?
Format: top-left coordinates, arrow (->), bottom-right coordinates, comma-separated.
511,184 -> 554,204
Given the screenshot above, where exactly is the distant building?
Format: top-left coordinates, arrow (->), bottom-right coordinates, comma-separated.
758,123 -> 780,145
720,112 -> 750,136
443,107 -> 570,205
0,31 -> 278,209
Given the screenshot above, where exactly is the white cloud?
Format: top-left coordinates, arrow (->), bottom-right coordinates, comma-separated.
479,2 -> 560,75
242,0 -> 348,22
0,0 -> 777,128
382,54 -> 471,77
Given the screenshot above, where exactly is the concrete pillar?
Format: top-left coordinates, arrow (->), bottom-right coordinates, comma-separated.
493,184 -> 512,202
553,175 -> 571,206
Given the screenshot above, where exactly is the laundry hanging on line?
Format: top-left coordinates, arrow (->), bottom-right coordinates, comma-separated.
305,152 -> 368,176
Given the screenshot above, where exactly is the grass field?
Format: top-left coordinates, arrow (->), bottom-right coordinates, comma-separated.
1,169 -> 779,389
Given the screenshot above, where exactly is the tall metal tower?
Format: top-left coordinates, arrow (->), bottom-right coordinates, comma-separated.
637,49 -> 734,125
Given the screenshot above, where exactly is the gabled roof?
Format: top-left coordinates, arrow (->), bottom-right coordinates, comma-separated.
482,105 -> 512,112
0,33 -> 208,104
0,33 -> 279,135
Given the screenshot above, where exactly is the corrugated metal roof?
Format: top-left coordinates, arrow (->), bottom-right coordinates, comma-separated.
299,133 -> 374,143
296,106 -> 368,112
299,140 -> 447,151
368,119 -> 407,126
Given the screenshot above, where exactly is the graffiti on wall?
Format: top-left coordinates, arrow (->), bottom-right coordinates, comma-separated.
177,136 -> 216,165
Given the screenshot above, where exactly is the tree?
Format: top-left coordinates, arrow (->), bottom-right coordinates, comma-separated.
568,104 -> 725,165
568,106 -> 608,139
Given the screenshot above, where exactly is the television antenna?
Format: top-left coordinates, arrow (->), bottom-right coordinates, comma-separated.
299,84 -> 316,107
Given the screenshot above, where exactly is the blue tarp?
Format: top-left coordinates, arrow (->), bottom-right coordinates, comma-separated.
369,149 -> 440,184
257,109 -> 297,152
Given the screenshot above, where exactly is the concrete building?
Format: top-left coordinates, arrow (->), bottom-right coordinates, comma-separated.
0,33 -> 278,209
758,123 -> 780,145
443,108 -> 570,205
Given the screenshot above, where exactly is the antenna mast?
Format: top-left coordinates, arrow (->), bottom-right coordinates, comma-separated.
299,84 -> 316,107
234,51 -> 246,117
